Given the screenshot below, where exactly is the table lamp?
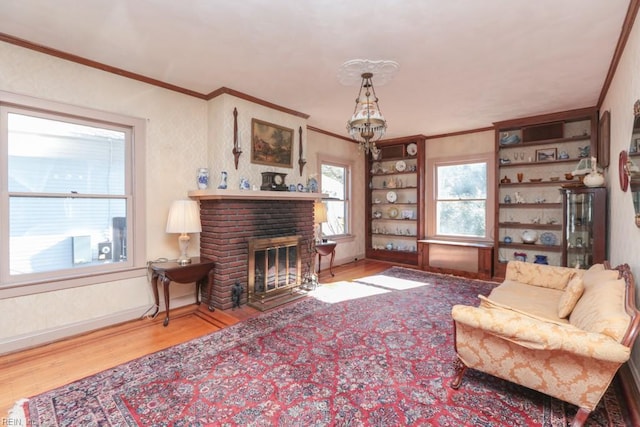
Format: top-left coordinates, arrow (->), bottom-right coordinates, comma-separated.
166,200 -> 202,265
314,201 -> 327,243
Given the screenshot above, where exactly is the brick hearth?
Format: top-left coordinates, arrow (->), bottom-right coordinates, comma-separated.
198,197 -> 315,310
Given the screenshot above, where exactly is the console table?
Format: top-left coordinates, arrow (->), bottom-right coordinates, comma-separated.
149,257 -> 215,326
315,240 -> 337,277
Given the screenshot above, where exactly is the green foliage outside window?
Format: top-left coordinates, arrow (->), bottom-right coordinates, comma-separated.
436,162 -> 487,237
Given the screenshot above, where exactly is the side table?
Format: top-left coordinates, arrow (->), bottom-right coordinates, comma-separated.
149,257 -> 215,326
315,240 -> 337,277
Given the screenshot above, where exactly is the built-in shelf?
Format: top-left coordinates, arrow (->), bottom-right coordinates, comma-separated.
499,203 -> 562,209
493,108 -> 599,278
499,222 -> 562,230
498,242 -> 562,252
499,158 -> 580,168
499,134 -> 590,148
499,181 -> 571,187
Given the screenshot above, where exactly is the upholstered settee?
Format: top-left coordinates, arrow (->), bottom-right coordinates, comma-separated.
450,261 -> 640,427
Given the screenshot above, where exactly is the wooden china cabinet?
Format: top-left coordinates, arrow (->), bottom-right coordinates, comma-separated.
364,136 -> 425,266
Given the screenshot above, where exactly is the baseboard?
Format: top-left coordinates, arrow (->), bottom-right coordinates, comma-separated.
619,363 -> 640,426
0,305 -> 152,355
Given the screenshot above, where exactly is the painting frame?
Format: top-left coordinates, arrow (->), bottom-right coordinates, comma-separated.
535,147 -> 557,162
598,110 -> 610,168
251,118 -> 294,168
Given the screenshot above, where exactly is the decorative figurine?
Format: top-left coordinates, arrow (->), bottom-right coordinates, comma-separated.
231,282 -> 243,308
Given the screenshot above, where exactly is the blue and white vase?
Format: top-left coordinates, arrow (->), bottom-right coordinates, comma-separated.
217,171 -> 228,189
197,168 -> 209,189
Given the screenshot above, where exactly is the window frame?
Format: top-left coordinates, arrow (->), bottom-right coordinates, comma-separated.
427,153 -> 494,242
318,156 -> 352,239
0,91 -> 146,298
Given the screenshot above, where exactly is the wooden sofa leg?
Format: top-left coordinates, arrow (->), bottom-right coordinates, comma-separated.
571,408 -> 590,427
450,357 -> 467,389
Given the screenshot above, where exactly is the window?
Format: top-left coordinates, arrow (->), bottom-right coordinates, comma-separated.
435,161 -> 488,238
320,161 -> 350,237
1,92 -> 145,288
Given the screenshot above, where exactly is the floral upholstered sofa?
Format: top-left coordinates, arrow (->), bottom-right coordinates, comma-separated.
450,261 -> 640,427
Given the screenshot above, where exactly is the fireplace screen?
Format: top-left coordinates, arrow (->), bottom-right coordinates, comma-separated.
248,235 -> 302,309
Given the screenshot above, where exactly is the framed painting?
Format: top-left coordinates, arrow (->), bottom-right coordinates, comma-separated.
535,147 -> 557,162
598,110 -> 610,168
251,118 -> 294,168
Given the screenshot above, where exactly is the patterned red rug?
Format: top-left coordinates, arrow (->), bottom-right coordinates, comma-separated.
19,267 -> 628,426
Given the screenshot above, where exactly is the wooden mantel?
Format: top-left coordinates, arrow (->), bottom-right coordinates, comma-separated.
188,189 -> 322,201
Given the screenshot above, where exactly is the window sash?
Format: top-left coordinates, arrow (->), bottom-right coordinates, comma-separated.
0,94 -> 144,290
320,161 -> 350,237
434,160 -> 489,239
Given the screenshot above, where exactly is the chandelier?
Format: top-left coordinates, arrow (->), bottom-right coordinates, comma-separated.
346,72 -> 387,154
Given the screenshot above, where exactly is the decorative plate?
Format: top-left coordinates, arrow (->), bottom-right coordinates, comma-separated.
388,207 -> 399,218
386,191 -> 397,203
395,160 -> 406,172
539,232 -> 557,246
406,143 -> 418,156
297,183 -> 305,192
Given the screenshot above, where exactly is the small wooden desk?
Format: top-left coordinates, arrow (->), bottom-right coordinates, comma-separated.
149,257 -> 215,326
315,240 -> 337,276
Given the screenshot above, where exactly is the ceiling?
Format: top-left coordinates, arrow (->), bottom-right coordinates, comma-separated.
0,1 -> 632,139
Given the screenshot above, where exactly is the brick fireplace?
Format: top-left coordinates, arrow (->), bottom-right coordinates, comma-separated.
190,190 -> 317,310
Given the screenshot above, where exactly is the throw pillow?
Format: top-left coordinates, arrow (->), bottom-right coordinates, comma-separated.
558,276 -> 585,318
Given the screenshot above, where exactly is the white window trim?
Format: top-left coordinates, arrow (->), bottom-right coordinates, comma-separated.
426,152 -> 495,242
0,90 -> 146,298
318,154 -> 353,239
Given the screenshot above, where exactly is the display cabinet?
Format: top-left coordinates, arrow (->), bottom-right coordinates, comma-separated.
493,108 -> 598,278
365,136 -> 425,266
561,186 -> 607,268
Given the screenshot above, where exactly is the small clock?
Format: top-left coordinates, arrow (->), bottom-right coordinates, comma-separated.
261,172 -> 288,191
386,191 -> 397,203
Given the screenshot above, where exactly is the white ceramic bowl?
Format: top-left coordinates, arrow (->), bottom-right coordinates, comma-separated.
521,230 -> 538,244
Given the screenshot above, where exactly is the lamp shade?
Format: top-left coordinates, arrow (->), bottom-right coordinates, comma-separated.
314,201 -> 328,224
166,200 -> 202,233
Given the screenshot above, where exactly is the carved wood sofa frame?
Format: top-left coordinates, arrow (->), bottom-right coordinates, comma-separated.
449,263 -> 640,427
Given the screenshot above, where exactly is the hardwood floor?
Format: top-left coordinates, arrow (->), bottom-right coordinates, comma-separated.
0,259 -> 394,416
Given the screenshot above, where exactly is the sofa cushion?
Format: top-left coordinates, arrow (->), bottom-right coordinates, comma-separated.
505,261 -> 576,290
488,280 -> 567,323
558,275 -> 584,318
569,277 -> 630,342
479,295 -> 569,326
581,264 -> 620,290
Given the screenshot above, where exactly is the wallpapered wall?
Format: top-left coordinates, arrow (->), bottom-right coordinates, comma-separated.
0,41 -> 205,352
599,14 -> 640,386
0,40 -> 365,353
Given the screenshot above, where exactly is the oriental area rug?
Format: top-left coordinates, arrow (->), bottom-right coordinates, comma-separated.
18,267 -> 628,426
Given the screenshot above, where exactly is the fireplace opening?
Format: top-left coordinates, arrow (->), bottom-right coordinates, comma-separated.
248,235 -> 305,310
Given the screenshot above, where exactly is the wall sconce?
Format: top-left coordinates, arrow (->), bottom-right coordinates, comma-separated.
232,107 -> 242,170
166,200 -> 202,265
314,201 -> 327,242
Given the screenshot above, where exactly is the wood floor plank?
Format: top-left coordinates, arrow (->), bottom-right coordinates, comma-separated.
0,260 -> 390,416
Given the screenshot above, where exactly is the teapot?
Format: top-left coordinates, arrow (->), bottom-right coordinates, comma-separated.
583,156 -> 605,187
